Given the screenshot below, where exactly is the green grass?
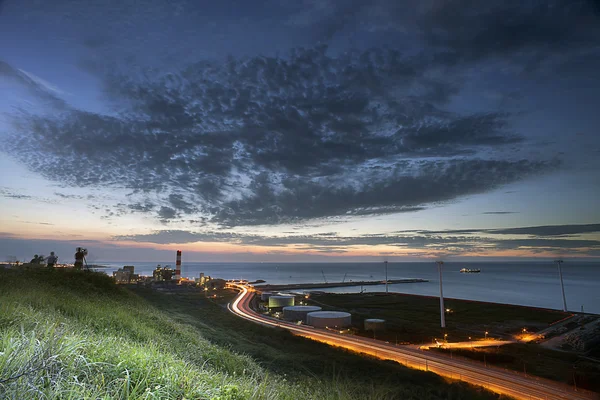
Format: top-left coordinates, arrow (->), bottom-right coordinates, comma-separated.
131,286 -> 507,400
308,293 -> 567,343
0,268 -> 506,399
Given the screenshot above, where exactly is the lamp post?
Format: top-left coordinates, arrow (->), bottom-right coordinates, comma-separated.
437,261 -> 445,328
384,261 -> 388,293
555,259 -> 568,312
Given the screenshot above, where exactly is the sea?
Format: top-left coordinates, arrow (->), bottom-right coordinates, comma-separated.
95,261 -> 600,314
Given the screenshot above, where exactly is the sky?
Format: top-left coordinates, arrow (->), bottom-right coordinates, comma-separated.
1,0 -> 600,263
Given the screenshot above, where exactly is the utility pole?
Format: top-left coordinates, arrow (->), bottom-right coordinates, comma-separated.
556,259 -> 567,312
437,261 -> 445,328
384,261 -> 388,293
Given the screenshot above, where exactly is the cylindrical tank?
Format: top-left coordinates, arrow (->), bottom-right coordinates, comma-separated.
283,305 -> 322,322
306,311 -> 351,328
260,292 -> 273,301
364,319 -> 386,331
268,295 -> 295,308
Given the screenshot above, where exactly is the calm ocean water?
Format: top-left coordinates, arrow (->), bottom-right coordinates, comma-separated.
96,261 -> 600,314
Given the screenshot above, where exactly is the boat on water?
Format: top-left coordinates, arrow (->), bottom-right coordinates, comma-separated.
460,268 -> 481,273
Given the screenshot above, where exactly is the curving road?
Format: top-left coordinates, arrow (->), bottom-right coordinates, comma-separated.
228,284 -> 598,400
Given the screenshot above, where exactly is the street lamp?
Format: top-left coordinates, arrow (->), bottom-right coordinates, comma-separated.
555,259 -> 568,312
384,260 -> 388,293
485,331 -> 489,339
437,261 -> 445,328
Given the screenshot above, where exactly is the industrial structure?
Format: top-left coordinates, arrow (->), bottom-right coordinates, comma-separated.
283,305 -> 321,322
153,265 -> 174,281
268,295 -> 295,308
175,250 -> 182,279
306,311 -> 351,328
113,265 -> 139,284
260,292 -> 273,301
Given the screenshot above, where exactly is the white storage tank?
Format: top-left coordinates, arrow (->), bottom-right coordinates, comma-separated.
307,311 -> 351,328
268,295 -> 295,308
260,292 -> 273,301
283,305 -> 322,322
364,319 -> 386,331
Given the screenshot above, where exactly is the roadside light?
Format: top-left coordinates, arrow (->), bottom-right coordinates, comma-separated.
522,328 -> 527,333
468,336 -> 471,340
485,331 -> 489,339
445,308 -> 450,313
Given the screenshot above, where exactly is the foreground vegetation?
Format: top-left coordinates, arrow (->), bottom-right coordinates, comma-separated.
0,268 -> 503,399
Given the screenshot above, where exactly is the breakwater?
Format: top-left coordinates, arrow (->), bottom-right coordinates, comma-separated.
254,278 -> 428,291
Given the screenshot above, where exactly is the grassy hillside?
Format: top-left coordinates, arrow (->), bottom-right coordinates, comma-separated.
0,268 -> 503,399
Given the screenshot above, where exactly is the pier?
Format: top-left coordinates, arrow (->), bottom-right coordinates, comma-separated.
254,278 -> 428,291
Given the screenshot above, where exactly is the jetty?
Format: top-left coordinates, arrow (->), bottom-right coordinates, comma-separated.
254,278 -> 428,291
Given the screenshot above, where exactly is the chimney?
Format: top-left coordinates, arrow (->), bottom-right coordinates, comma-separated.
175,250 -> 182,279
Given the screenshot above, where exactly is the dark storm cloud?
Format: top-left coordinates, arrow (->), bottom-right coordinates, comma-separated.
4,45 -> 559,226
213,159 -> 554,226
127,202 -> 155,213
157,206 -> 177,220
491,224 -> 600,236
408,223 -> 600,237
293,0 -> 600,76
420,1 -> 599,64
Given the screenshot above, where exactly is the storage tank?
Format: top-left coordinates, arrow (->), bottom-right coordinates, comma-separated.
364,319 -> 386,331
268,295 -> 295,308
307,311 -> 351,328
283,305 -> 322,322
260,292 -> 273,301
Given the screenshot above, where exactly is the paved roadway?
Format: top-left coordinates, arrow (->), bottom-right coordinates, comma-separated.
227,284 -> 598,400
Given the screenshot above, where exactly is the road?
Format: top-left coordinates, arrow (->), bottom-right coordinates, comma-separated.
228,284 -> 598,400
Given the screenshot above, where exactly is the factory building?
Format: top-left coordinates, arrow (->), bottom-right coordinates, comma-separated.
283,305 -> 321,322
113,265 -> 139,284
364,319 -> 386,331
153,265 -> 174,281
268,295 -> 295,308
307,311 -> 352,329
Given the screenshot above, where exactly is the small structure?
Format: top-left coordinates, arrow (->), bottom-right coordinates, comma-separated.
268,295 -> 295,308
113,265 -> 139,284
283,305 -> 322,322
307,311 -> 351,329
260,292 -> 273,301
153,265 -> 174,281
207,278 -> 226,290
364,319 -> 386,331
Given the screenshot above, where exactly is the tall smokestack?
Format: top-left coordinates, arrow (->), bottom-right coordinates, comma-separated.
175,250 -> 182,279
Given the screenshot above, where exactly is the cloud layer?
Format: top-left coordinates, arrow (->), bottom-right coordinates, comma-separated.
3,0 -> 598,228
113,223 -> 600,256
2,46 -> 557,226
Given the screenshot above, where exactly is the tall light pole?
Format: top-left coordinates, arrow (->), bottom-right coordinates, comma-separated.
437,261 -> 445,328
556,259 -> 567,312
384,261 -> 388,293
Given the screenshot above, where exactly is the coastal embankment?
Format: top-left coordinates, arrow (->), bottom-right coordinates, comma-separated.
255,278 -> 427,291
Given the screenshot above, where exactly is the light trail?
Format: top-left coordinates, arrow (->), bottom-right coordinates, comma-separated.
228,284 -> 598,400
